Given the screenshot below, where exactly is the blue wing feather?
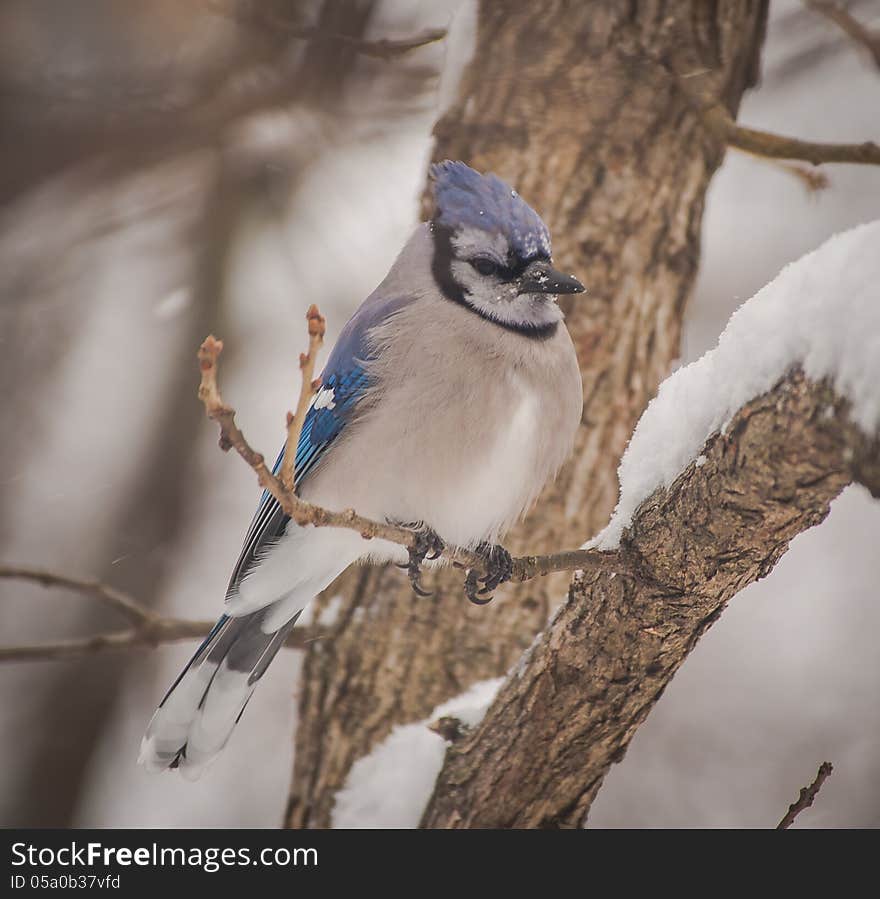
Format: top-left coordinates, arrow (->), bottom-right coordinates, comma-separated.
224,368 -> 369,597
224,292 -> 408,600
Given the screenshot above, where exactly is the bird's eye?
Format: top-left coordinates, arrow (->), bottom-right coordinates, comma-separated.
470,257 -> 498,277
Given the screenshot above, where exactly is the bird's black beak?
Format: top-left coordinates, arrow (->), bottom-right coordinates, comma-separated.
519,260 -> 585,295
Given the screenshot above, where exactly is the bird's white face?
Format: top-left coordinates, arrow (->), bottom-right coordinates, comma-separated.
447,227 -> 566,333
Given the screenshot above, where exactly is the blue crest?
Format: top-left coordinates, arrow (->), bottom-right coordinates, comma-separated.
430,160 -> 551,261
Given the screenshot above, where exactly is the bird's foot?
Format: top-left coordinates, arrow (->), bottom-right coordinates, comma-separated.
393,522 -> 445,597
464,542 -> 513,606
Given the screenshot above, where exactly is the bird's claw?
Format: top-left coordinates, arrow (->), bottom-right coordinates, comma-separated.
464,543 -> 513,605
394,524 -> 511,605
397,522 -> 445,598
465,568 -> 493,605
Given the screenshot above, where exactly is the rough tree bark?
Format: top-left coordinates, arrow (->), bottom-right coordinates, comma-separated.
286,0 -> 769,828
422,370 -> 880,826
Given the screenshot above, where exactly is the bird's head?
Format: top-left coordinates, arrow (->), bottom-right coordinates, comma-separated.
429,160 -> 584,336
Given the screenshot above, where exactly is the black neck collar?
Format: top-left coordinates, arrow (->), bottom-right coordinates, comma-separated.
430,223 -> 558,340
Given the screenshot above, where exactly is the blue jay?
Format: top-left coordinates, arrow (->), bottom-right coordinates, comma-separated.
140,161 -> 585,776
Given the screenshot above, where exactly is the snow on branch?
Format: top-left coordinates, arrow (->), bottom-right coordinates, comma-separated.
595,221 -> 880,550
332,678 -> 504,828
420,223 -> 880,828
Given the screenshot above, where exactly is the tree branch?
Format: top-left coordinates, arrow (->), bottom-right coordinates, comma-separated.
666,53 -> 880,169
0,567 -> 316,663
209,3 -> 447,61
281,305 -> 325,492
2,302 -> 616,666
729,150 -> 831,193
197,318 -> 614,588
324,28 -> 447,61
421,370 -> 879,827
777,761 -> 834,829
702,105 -> 880,167
0,566 -> 155,627
807,2 -> 880,69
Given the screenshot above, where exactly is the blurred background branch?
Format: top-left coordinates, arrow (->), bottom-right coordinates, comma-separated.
0,0 -> 445,204
0,567 -> 315,662
806,1 -> 880,69
214,1 -> 446,60
703,105 -> 880,165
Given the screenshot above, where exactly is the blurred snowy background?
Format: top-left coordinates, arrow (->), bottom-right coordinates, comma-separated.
0,0 -> 878,827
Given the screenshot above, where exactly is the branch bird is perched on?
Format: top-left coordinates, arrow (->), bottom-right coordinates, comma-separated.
141,161 -> 586,776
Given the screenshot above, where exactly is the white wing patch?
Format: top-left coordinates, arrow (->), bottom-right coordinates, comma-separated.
314,387 -> 336,410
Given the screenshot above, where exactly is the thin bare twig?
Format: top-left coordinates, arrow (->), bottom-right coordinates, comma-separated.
648,44 -> 880,170
807,1 -> 880,70
197,321 -> 614,586
0,566 -> 154,626
770,161 -> 830,194
329,28 -> 447,61
703,105 -> 880,167
0,566 -> 315,663
210,2 -> 447,61
280,305 -> 325,492
730,146 -> 831,193
777,761 -> 834,829
1,311 -> 611,663
0,618 -> 211,663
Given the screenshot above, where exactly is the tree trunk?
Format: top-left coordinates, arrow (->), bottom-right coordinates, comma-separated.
285,0 -> 768,828
421,370 -> 880,827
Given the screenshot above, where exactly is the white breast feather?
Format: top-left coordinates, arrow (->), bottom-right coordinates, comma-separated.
427,388 -> 540,547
